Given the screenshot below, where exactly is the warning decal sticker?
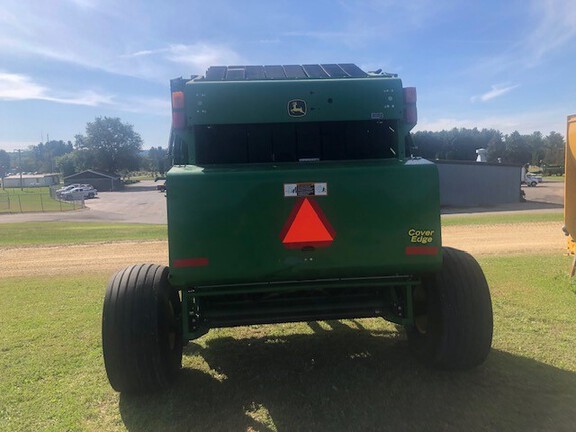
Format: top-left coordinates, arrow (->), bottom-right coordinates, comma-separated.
284,182 -> 327,197
280,197 -> 335,249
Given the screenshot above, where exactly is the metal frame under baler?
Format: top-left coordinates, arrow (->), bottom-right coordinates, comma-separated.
102,64 -> 493,394
181,276 -> 420,339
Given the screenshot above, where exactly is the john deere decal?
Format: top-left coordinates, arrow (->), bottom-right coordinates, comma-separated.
288,99 -> 307,117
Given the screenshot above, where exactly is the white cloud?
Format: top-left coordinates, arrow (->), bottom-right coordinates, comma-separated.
65,0 -> 100,8
113,97 -> 171,116
471,83 -> 520,103
0,70 -> 172,117
469,0 -> 576,75
416,109 -> 567,136
49,91 -> 115,107
0,71 -> 114,106
524,0 -> 576,66
165,44 -> 243,70
119,43 -> 244,78
0,72 -> 47,100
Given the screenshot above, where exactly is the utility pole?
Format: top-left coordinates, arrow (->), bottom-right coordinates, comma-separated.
47,134 -> 54,173
18,149 -> 23,191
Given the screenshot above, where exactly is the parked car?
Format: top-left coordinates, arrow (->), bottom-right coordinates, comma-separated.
524,173 -> 543,187
56,184 -> 82,194
60,186 -> 98,200
56,183 -> 94,197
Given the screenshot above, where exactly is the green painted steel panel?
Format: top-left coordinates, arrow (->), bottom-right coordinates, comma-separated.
166,158 -> 441,288
185,77 -> 404,125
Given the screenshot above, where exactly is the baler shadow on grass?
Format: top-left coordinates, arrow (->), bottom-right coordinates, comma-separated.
119,323 -> 576,432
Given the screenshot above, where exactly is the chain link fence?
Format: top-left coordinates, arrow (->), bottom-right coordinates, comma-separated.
0,188 -> 85,214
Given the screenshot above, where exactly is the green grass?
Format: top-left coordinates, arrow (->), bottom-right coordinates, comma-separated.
442,210 -> 563,226
0,187 -> 78,213
1,251 -> 575,431
0,222 -> 167,246
0,214 -> 562,247
0,274 -> 122,432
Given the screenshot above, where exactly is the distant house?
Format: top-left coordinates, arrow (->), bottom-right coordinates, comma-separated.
64,170 -> 122,192
2,173 -> 60,188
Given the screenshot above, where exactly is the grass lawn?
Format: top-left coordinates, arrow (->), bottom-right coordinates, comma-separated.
441,210 -> 563,226
0,187 -> 78,213
0,222 -> 167,246
0,222 -> 575,431
0,212 -> 563,247
1,187 -> 52,194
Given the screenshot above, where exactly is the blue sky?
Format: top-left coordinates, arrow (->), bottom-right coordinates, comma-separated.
1,0 -> 575,152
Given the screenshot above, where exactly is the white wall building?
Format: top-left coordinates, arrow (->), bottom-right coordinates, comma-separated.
2,173 -> 60,188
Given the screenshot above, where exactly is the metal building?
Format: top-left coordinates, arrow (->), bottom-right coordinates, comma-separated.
435,160 -> 522,207
64,170 -> 122,192
2,173 -> 60,188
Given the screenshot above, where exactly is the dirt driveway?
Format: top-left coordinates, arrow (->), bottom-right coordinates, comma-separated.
0,221 -> 566,278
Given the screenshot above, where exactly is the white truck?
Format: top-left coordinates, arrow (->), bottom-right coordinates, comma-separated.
60,186 -> 98,200
521,166 -> 542,187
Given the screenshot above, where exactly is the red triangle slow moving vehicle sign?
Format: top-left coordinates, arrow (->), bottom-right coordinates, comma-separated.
280,198 -> 335,249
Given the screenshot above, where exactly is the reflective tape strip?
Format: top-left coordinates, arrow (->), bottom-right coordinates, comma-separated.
173,257 -> 209,268
405,246 -> 439,256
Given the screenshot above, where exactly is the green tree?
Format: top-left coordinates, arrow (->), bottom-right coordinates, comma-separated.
31,140 -> 73,173
74,117 -> 143,174
414,128 -> 503,161
8,150 -> 36,173
486,133 -> 506,163
543,131 -> 565,166
147,146 -> 171,176
527,132 -> 545,165
503,131 -> 532,164
55,150 -> 95,177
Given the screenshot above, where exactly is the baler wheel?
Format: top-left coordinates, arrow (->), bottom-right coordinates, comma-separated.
407,247 -> 493,369
102,264 -> 183,393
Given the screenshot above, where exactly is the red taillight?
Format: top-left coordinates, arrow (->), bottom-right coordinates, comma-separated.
404,87 -> 417,104
171,91 -> 185,129
172,111 -> 185,129
405,105 -> 418,124
403,87 -> 417,124
171,91 -> 184,109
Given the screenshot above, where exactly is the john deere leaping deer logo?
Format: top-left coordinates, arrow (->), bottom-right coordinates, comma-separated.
288,99 -> 307,117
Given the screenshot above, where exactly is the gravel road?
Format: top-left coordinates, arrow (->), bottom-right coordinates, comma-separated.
0,221 -> 566,278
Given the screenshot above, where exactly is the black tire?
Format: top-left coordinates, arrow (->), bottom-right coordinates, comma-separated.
88,193 -> 95,198
530,181 -> 537,187
407,247 -> 493,370
102,264 -> 183,393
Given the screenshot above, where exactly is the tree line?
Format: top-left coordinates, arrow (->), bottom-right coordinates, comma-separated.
0,120 -> 567,179
412,128 -> 565,166
0,117 -> 171,178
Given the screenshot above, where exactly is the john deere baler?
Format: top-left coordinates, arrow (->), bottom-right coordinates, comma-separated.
102,64 -> 493,393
